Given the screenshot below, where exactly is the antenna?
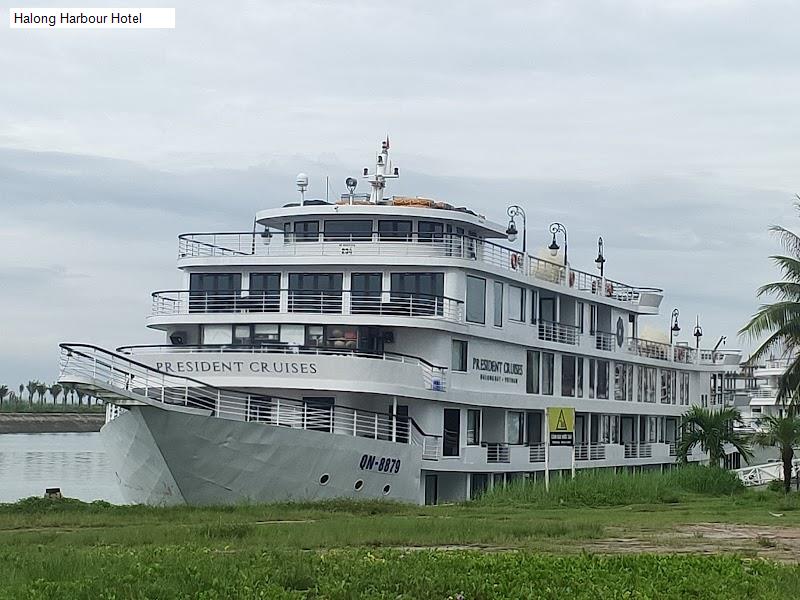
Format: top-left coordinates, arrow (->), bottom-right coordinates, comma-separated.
325,176 -> 329,203
296,173 -> 309,205
362,136 -> 399,204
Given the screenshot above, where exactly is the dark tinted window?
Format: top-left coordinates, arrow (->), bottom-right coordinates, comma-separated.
378,220 -> 412,240
418,221 -> 444,241
189,273 -> 241,293
390,272 -> 444,298
324,220 -> 372,241
293,220 -> 319,242
249,273 -> 280,293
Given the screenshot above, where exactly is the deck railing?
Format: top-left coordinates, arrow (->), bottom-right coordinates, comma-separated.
58,343 -> 441,453
574,443 -> 606,461
627,338 -> 672,361
528,443 -> 545,463
538,319 -> 580,345
595,331 -> 615,351
485,442 -> 510,463
178,231 -> 661,307
151,290 -> 464,323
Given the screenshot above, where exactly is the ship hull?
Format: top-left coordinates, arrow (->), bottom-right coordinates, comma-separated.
102,406 -> 423,505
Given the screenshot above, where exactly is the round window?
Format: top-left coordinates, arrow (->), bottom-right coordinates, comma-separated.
354,479 -> 364,491
319,473 -> 330,486
382,484 -> 391,496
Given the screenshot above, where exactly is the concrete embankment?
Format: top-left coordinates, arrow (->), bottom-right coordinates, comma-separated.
0,413 -> 105,434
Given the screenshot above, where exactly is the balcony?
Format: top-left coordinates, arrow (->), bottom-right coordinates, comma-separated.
574,443 -> 606,461
528,442 -> 545,463
178,231 -> 662,309
627,338 -> 672,361
485,442 -> 511,463
151,290 -> 464,323
624,442 -> 653,459
595,330 -> 615,351
538,320 -> 580,345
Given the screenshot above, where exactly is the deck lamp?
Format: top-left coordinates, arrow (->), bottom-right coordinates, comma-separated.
693,316 -> 703,350
506,205 -> 527,253
595,237 -> 605,277
670,308 -> 680,345
548,222 -> 568,266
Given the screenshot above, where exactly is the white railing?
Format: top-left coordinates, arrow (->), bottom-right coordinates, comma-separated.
595,331 -> 615,351
624,442 -> 652,459
117,344 -> 448,393
58,343 -> 441,453
538,320 -> 580,345
105,403 -> 124,424
151,290 -> 464,323
574,444 -> 606,461
178,232 -> 662,307
627,338 -> 672,361
529,443 -> 545,463
485,442 -> 510,463
735,460 -> 800,487
751,388 -> 778,399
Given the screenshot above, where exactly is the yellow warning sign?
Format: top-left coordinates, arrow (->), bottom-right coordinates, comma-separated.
547,407 -> 575,446
547,407 -> 575,434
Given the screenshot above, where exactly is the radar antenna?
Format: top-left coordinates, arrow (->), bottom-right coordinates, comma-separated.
296,173 -> 309,205
362,136 -> 399,204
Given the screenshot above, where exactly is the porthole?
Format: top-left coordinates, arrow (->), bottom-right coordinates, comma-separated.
382,484 -> 391,496
354,479 -> 364,492
319,473 -> 330,486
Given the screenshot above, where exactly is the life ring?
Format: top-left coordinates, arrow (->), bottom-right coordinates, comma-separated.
510,253 -> 520,270
569,271 -> 575,287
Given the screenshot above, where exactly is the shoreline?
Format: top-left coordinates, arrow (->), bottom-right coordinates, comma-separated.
0,412 -> 105,434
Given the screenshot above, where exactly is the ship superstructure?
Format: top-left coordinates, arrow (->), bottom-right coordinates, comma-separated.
59,140 -> 743,505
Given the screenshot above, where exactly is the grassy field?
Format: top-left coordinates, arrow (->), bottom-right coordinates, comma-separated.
3,468 -> 800,598
0,400 -> 104,413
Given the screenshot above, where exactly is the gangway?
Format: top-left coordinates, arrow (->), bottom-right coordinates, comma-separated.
58,343 -> 441,459
735,459 -> 800,487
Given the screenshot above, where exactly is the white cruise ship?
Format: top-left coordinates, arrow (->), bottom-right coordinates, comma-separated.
59,140 -> 743,505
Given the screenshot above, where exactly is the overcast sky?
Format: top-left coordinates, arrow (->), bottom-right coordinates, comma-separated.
1,0 -> 799,385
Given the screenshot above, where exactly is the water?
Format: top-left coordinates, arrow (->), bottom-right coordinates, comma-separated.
0,433 -> 124,504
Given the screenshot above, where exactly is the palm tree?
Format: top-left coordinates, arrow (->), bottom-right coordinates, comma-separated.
18,384 -> 23,400
75,389 -> 85,407
26,380 -> 38,404
35,383 -> 47,404
754,414 -> 800,493
740,202 -> 800,400
48,383 -> 62,405
0,385 -> 7,407
677,406 -> 753,467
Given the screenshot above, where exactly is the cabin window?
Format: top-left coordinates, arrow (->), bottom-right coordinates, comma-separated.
351,273 -> 382,313
189,273 -> 242,313
680,372 -> 690,405
493,281 -> 504,327
637,366 -> 658,403
614,363 -> 634,401
418,221 -> 444,242
661,369 -> 678,405
529,289 -> 538,323
292,220 -> 320,242
465,275 -> 486,324
324,219 -> 372,241
305,326 -> 324,347
509,285 -> 525,322
248,273 -> 280,312
378,220 -> 412,240
253,324 -> 280,344
589,359 -> 610,399
526,350 -> 540,394
561,355 -> 576,397
443,409 -> 460,457
577,357 -> 584,397
233,325 -> 252,345
467,409 -> 481,445
542,352 -> 555,395
390,272 -> 444,316
451,340 -> 468,372
288,273 -> 343,313
507,411 -> 525,445
200,324 -> 232,345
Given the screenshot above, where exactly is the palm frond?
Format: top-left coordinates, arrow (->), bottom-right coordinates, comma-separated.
769,255 -> 800,283
770,224 -> 800,257
757,281 -> 800,300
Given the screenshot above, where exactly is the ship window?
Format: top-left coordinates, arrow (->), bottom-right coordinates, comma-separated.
324,219 -> 372,241
529,290 -> 538,323
466,275 -> 486,324
248,273 -> 280,312
526,350 -> 540,394
354,479 -> 364,491
253,324 -> 280,345
292,220 -> 319,242
506,411 -> 524,445
200,324 -> 232,345
319,473 -> 330,486
443,408 -> 460,457
577,357 -> 584,398
562,355 -> 576,397
288,273 -> 343,313
382,484 -> 391,495
351,273 -> 382,313
378,220 -> 412,240
590,359 -> 609,399
233,325 -> 252,345
451,340 -> 468,372
189,273 -> 242,313
467,409 -> 481,445
418,221 -> 444,242
390,272 -> 444,316
542,352 -> 555,395
493,281 -> 504,327
306,326 -> 324,347
509,285 -> 525,322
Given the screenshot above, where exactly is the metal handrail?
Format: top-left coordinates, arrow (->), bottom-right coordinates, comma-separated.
177,231 -> 662,304
538,319 -> 580,345
150,289 -> 464,322
57,343 -> 440,451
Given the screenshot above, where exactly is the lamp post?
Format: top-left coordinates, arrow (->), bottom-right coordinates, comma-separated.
693,316 -> 703,350
670,308 -> 680,345
595,236 -> 605,278
548,222 -> 568,266
505,205 -> 527,254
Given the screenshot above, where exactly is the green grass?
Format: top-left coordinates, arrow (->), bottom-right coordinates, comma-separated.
4,468 -> 800,598
476,465 -> 744,507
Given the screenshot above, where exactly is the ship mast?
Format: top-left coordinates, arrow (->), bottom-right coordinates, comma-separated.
363,137 -> 399,204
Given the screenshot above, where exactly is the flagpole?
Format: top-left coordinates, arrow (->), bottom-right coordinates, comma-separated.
544,408 -> 550,492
